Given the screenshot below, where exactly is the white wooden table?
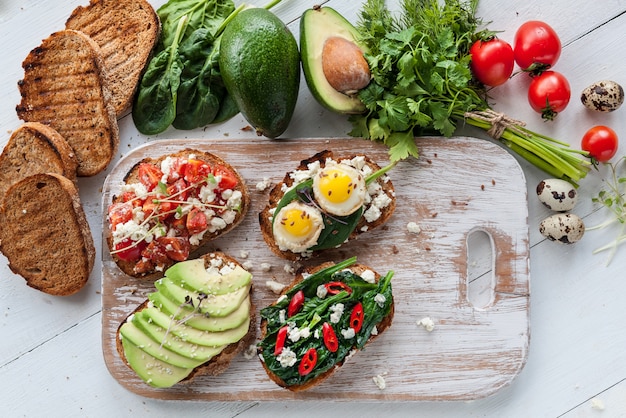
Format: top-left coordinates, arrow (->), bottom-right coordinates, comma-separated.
1,0 -> 625,416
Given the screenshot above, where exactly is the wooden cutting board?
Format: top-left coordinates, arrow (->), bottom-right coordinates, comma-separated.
101,136 -> 529,401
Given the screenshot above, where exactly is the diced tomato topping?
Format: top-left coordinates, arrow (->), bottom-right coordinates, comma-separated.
141,240 -> 170,266
108,202 -> 133,229
157,236 -> 190,262
213,164 -> 238,190
184,159 -> 212,184
113,238 -> 146,262
138,163 -> 163,191
186,207 -> 208,235
167,178 -> 189,202
170,215 -> 187,234
134,258 -> 155,275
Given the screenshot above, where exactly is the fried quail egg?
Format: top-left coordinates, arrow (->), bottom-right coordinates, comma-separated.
312,161 -> 367,216
273,201 -> 324,253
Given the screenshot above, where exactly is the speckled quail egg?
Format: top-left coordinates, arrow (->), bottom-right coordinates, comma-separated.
580,80 -> 624,112
312,161 -> 367,216
273,201 -> 324,253
536,178 -> 578,212
539,213 -> 585,244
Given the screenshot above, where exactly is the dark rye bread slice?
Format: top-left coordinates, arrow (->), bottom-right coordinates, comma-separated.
65,0 -> 160,116
0,122 -> 78,208
0,173 -> 95,296
259,261 -> 395,392
115,252 -> 256,386
16,29 -> 119,177
107,148 -> 250,278
259,150 -> 396,260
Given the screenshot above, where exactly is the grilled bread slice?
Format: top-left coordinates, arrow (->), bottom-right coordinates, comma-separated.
16,29 -> 119,177
116,252 -> 255,388
0,173 -> 95,296
258,258 -> 395,391
0,122 -> 78,208
65,0 -> 160,116
259,150 -> 396,260
106,149 -> 250,278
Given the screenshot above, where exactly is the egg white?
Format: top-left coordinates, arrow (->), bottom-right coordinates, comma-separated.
273,201 -> 324,253
312,161 -> 367,216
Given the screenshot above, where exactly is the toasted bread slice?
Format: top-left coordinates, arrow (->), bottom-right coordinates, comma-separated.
65,0 -> 160,116
16,29 -> 119,177
258,259 -> 395,391
0,122 -> 78,208
106,148 -> 250,278
259,150 -> 396,260
115,252 -> 256,388
0,173 -> 95,296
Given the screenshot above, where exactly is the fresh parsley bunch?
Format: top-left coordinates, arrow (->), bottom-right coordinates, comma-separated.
350,0 -> 591,184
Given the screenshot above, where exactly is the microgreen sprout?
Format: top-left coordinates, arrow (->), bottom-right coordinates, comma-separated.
586,156 -> 626,265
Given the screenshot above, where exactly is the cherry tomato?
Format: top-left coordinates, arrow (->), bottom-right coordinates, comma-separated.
469,38 -> 514,87
322,322 -> 339,353
113,238 -> 146,262
184,159 -> 212,184
527,71 -> 571,120
213,165 -> 239,190
349,302 -> 364,333
298,348 -> 318,376
157,236 -> 191,262
581,125 -> 619,163
274,325 -> 289,356
186,207 -> 208,235
138,163 -> 163,191
324,281 -> 352,295
287,290 -> 305,317
514,20 -> 561,72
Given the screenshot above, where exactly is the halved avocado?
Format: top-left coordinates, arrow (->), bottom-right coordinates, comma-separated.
300,6 -> 368,114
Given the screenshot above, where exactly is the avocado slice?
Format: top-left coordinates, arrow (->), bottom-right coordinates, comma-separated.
120,321 -> 205,369
141,306 -> 251,347
155,276 -> 251,318
121,337 -> 192,388
150,291 -> 251,332
300,6 -> 368,114
165,258 -> 252,295
132,311 -> 227,361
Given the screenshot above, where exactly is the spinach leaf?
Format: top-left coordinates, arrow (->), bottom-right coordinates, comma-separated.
211,91 -> 239,123
132,15 -> 187,135
172,28 -> 226,129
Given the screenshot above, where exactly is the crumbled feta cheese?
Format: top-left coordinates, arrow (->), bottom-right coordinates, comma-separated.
417,317 -> 435,332
374,293 -> 386,308
284,263 -> 296,275
256,177 -> 272,191
243,344 -> 257,360
360,269 -> 376,284
407,221 -> 422,234
260,263 -> 272,272
266,280 -> 287,294
276,347 -> 297,367
371,326 -> 378,336
239,250 -> 249,259
316,284 -> 328,298
277,295 -> 287,303
121,182 -> 148,199
590,398 -> 605,410
288,326 -> 311,342
329,303 -> 344,324
341,327 -> 355,339
363,204 -> 382,223
372,374 -> 387,390
227,190 -> 242,209
242,261 -> 254,271
278,309 -> 286,324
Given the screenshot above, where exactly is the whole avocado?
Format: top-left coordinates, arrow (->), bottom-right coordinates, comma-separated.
219,8 -> 300,139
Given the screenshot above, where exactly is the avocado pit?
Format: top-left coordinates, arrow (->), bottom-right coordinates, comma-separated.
321,36 -> 371,96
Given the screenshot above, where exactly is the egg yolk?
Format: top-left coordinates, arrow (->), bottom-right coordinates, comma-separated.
280,207 -> 315,237
317,168 -> 356,204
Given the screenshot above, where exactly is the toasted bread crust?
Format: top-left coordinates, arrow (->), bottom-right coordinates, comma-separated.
259,150 -> 396,260
16,29 -> 119,177
258,261 -> 395,392
65,0 -> 160,116
0,173 -> 95,296
0,122 -> 78,208
107,148 -> 250,278
115,252 -> 256,386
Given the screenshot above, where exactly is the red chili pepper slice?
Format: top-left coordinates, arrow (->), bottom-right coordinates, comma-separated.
287,290 -> 305,317
274,325 -> 288,356
349,302 -> 364,333
322,322 -> 338,352
324,281 -> 352,295
298,348 -> 318,376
